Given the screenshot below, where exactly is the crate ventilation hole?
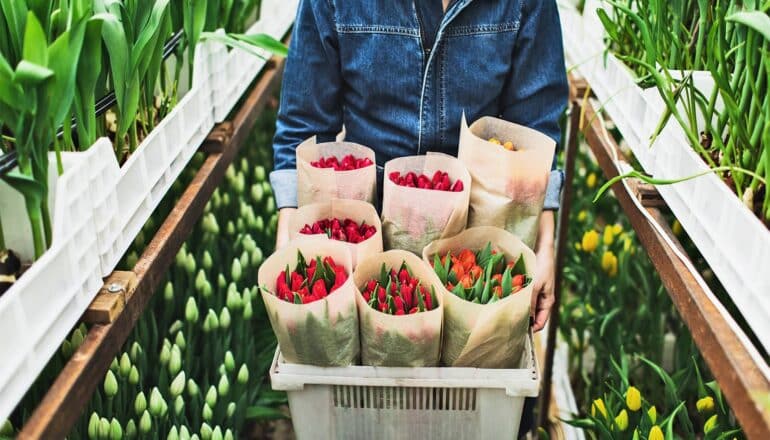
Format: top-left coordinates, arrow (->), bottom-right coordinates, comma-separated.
333,386 -> 477,411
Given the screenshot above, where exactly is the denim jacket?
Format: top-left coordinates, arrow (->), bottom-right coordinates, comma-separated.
271,0 -> 568,210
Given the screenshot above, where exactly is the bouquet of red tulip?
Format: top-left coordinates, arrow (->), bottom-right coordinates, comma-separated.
289,199 -> 383,267
354,250 -> 444,367
382,153 -> 471,254
458,115 -> 556,248
258,239 -> 359,366
423,227 -> 536,368
297,137 -> 377,206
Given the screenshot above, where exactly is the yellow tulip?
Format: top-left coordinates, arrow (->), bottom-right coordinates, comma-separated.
587,172 -> 597,189
647,406 -> 657,423
649,425 -> 663,440
603,225 -> 615,246
582,230 -> 599,253
704,415 -> 718,434
615,409 -> 629,431
672,219 -> 683,236
602,251 -> 618,277
696,396 -> 715,413
591,398 -> 608,420
612,224 -> 623,235
626,386 -> 642,411
578,210 -> 588,222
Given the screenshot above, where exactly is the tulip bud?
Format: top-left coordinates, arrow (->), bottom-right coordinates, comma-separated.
203,309 -> 219,333
175,248 -> 186,267
195,270 -> 207,292
110,357 -> 119,373
129,342 -> 143,363
167,426 -> 179,440
224,429 -> 234,440
226,289 -> 242,311
211,426 -> 223,440
242,300 -> 253,319
255,216 -> 264,233
265,197 -> 275,215
187,378 -> 200,397
219,308 -> 231,330
200,423 -> 213,440
175,331 -> 187,351
61,340 -> 73,358
217,274 -> 227,289
626,386 -> 642,412
128,366 -> 140,385
110,418 -> 122,440
169,345 -> 182,376
218,363 -> 226,376
251,184 -> 264,203
125,420 -> 137,439
648,425 -> 663,440
206,386 -> 218,407
226,221 -> 235,236
88,412 -> 99,439
202,403 -> 213,421
250,247 -> 263,266
104,371 -> 118,398
242,235 -> 256,253
591,398 -> 608,419
226,402 -> 236,418
135,392 -> 147,416
185,298 -> 199,323
185,253 -> 196,275
139,411 -> 152,434
119,353 -> 132,378
149,387 -> 165,417
239,251 -> 249,270
224,352 -> 235,373
174,395 -> 184,416
255,165 -> 266,181
614,409 -> 628,431
164,281 -> 174,301
218,375 -> 230,397
703,415 -> 718,434
647,406 -> 657,424
99,417 -> 111,439
170,371 -> 186,397
202,251 -> 213,271
179,426 -> 191,440
160,343 -> 171,365
237,364 -> 249,385
696,396 -> 715,413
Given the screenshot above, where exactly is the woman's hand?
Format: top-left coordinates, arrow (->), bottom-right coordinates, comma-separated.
531,211 -> 556,332
275,207 -> 297,250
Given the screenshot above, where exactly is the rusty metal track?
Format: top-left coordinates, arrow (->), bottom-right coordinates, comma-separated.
17,56 -> 285,440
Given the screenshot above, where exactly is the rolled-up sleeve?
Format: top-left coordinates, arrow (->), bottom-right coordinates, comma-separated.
270,0 -> 343,209
501,0 -> 569,210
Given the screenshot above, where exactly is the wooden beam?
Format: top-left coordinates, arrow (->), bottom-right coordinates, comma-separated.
17,55 -> 285,440
82,272 -> 137,324
581,97 -> 770,440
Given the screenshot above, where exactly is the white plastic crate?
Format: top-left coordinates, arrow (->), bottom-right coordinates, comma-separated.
97,42 -> 218,274
210,0 -> 299,122
650,125 -> 770,353
269,335 -> 539,440
0,142 -> 113,422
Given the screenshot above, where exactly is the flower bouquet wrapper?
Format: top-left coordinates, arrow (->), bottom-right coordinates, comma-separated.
296,137 -> 377,206
458,115 -> 555,248
288,198 -> 383,267
381,153 -> 471,254
354,250 -> 444,367
257,238 -> 359,366
422,226 -> 536,368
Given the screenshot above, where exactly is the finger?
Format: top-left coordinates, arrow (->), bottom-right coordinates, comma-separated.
532,307 -> 551,332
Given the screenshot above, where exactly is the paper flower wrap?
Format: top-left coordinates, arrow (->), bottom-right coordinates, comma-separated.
423,227 -> 536,368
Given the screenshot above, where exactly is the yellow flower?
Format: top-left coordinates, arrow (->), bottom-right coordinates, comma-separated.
578,210 -> 588,222
704,415 -> 718,434
672,219 -> 683,236
575,242 -> 582,251
612,224 -> 623,235
615,409 -> 629,431
602,251 -> 619,277
626,386 -> 642,412
623,236 -> 634,254
582,230 -> 599,253
696,396 -> 715,413
603,225 -> 615,246
592,398 -> 608,419
488,137 -> 502,145
647,406 -> 657,423
586,304 -> 596,315
587,172 -> 597,189
649,425 -> 663,440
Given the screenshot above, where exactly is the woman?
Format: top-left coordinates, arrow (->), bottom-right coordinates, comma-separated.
271,0 -> 567,336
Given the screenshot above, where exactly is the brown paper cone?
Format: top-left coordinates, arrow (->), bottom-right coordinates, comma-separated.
288,198 -> 383,267
257,237 -> 359,366
381,153 -> 471,254
353,250 -> 445,367
296,137 -> 377,206
458,115 -> 555,248
422,226 -> 536,368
